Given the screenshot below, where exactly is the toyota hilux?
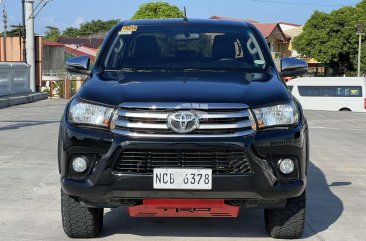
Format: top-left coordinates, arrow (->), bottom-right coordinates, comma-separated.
59,18 -> 309,239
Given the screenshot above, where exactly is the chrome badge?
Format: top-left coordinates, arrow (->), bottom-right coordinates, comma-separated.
167,111 -> 200,133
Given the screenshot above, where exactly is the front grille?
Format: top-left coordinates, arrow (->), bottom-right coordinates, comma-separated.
112,102 -> 255,137
113,149 -> 253,175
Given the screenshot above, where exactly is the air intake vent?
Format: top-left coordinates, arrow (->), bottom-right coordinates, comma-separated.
113,149 -> 252,175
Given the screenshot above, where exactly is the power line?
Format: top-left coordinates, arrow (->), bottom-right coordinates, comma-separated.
27,0 -> 52,20
248,0 -> 353,7
34,0 -> 49,19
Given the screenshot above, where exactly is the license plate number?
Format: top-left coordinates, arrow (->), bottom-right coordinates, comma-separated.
153,168 -> 212,190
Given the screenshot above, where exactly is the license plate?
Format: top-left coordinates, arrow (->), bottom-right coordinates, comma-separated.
153,168 -> 212,190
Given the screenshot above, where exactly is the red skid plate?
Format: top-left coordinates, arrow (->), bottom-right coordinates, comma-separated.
128,199 -> 240,217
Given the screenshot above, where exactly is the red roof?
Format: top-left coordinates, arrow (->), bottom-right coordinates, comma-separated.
210,15 -> 243,21
252,23 -> 279,38
209,16 -> 287,41
210,16 -> 259,24
58,37 -> 104,49
246,19 -> 259,23
64,45 -> 97,63
43,40 -> 64,47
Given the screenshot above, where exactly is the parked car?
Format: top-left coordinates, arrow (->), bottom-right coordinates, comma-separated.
59,18 -> 309,239
287,77 -> 366,112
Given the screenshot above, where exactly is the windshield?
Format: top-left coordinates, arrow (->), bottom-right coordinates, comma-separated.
103,25 -> 268,71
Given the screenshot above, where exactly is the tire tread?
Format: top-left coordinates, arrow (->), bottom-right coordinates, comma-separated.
265,191 -> 306,239
61,190 -> 103,238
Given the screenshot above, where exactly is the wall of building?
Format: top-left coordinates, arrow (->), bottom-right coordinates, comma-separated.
0,36 -> 43,90
0,37 -> 24,62
43,45 -> 65,73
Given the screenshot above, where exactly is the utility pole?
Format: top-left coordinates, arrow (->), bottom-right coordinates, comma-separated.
356,25 -> 365,77
22,0 -> 26,62
2,1 -> 7,61
26,0 -> 35,92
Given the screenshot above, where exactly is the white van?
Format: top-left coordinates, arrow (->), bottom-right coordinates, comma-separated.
287,77 -> 366,112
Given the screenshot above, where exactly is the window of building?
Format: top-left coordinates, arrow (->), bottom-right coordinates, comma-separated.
298,86 -> 362,97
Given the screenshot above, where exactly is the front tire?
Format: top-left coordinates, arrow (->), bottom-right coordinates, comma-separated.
61,189 -> 103,238
264,190 -> 306,239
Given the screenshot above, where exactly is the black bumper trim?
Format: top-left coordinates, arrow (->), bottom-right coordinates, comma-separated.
61,176 -> 305,200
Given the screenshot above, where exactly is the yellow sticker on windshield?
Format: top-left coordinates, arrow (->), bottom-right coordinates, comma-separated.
351,89 -> 359,95
119,25 -> 138,35
122,25 -> 138,31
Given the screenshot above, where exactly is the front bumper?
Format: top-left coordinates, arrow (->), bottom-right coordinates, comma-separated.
59,116 -> 308,206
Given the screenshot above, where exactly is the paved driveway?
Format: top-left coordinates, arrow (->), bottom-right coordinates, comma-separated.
0,99 -> 365,241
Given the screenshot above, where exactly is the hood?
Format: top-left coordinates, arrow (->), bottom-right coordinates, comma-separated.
77,71 -> 291,108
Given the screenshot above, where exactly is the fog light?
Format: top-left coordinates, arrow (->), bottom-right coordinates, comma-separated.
278,158 -> 295,174
72,156 -> 88,173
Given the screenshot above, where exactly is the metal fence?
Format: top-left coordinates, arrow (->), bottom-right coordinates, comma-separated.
0,62 -> 30,97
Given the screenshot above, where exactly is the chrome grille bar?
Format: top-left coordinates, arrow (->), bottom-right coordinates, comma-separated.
115,119 -> 252,130
118,109 -> 250,119
113,102 -> 254,137
112,129 -> 255,138
119,102 -> 249,110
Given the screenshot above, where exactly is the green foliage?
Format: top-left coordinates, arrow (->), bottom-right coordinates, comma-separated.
44,26 -> 61,41
63,27 -> 80,37
2,25 -> 24,37
131,1 -> 183,20
62,19 -> 120,37
293,1 -> 366,75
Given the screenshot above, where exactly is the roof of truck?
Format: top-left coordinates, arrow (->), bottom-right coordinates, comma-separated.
119,18 -> 253,28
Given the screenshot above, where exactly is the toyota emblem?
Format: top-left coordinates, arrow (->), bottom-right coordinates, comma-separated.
166,111 -> 200,133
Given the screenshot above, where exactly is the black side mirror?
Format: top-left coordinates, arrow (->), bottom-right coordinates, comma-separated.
279,57 -> 308,77
66,56 -> 91,75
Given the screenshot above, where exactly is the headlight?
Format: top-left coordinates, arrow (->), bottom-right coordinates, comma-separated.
252,102 -> 299,128
68,98 -> 116,128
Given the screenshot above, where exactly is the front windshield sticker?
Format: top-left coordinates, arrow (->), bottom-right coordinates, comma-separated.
118,25 -> 138,35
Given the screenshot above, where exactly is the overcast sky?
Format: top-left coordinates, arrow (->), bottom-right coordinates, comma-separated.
1,0 -> 361,35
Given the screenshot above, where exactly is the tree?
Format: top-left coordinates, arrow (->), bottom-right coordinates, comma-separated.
63,19 -> 121,37
63,27 -> 80,37
77,19 -> 120,36
44,26 -> 61,41
62,19 -> 120,37
131,1 -> 183,20
1,25 -> 23,37
293,1 -> 366,75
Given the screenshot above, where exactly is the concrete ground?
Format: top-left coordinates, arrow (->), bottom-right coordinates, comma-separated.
0,99 -> 365,241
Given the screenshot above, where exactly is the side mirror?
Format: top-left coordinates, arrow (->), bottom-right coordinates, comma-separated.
279,57 -> 308,77
66,56 -> 91,75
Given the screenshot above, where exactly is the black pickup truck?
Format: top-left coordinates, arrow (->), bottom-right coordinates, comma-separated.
59,18 -> 309,239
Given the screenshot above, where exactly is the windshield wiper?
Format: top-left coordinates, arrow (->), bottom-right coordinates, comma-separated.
121,68 -> 156,72
183,68 -> 225,72
104,68 -> 159,73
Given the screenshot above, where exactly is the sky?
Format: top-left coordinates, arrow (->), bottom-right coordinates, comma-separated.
0,0 -> 362,35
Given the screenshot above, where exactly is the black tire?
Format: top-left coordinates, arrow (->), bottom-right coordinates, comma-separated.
264,191 -> 306,239
61,189 -> 103,238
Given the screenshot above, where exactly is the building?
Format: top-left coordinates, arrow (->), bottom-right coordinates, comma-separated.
0,36 -> 43,91
58,37 -> 101,64
58,37 -> 104,49
43,40 -> 66,75
210,16 -> 291,60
